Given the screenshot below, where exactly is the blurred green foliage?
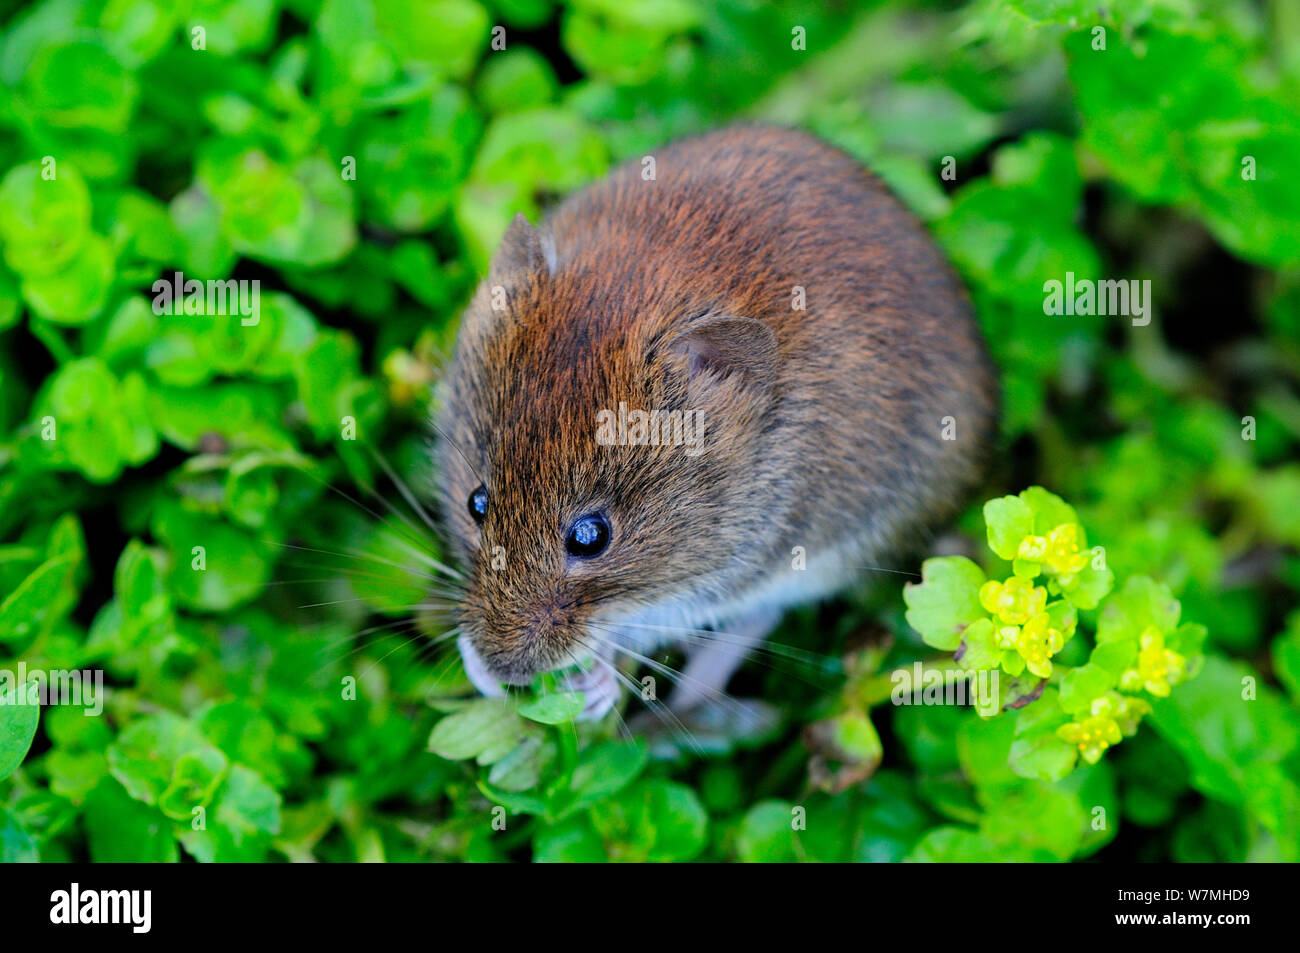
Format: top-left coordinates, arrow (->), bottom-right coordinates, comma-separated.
0,0 -> 1298,862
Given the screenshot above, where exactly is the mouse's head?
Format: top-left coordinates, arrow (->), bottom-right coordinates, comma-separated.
432,214 -> 779,693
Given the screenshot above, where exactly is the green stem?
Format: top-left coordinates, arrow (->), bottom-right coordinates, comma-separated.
855,656 -> 969,708
29,319 -> 75,365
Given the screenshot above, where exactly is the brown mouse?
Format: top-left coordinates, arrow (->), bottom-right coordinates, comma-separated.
433,125 -> 997,719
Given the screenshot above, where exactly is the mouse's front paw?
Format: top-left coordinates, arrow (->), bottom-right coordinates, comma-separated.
563,663 -> 621,721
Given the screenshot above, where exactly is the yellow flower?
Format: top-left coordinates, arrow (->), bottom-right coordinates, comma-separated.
1042,523 -> 1090,578
1017,534 -> 1048,562
979,576 -> 1048,625
1058,712 -> 1122,764
1015,612 -> 1065,678
1108,693 -> 1151,735
1119,625 -> 1187,697
1057,692 -> 1149,764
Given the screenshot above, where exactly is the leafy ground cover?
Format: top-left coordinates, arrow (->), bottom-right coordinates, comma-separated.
0,0 -> 1298,861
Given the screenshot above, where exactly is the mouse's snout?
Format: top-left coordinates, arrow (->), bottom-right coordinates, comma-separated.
456,584 -> 590,695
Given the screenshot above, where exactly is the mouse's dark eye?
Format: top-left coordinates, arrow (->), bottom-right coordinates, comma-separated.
467,484 -> 488,525
565,513 -> 610,558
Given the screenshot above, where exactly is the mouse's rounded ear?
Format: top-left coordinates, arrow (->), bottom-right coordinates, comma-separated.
460,213 -> 557,339
489,212 -> 557,282
658,315 -> 780,407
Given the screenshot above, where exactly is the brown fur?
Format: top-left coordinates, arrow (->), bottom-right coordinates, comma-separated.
434,125 -> 998,685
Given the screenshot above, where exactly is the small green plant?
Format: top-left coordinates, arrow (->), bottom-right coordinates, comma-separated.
426,682 -> 708,862
1,0 -> 1298,863
904,486 -> 1205,781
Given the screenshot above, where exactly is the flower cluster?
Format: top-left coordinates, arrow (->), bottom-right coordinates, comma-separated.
903,487 -> 1205,782
1056,692 -> 1151,764
1119,625 -> 1191,697
1015,522 -> 1092,593
977,577 -> 1070,678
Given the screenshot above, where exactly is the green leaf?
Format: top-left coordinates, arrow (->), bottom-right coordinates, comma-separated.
979,783 -> 1085,861
561,1 -> 698,85
735,800 -> 799,862
0,553 -> 77,644
477,780 -> 548,816
355,89 -> 478,232
956,617 -> 1001,671
477,48 -> 558,113
1097,575 -> 1181,644
0,806 -> 40,862
1020,486 -> 1079,535
984,495 -> 1035,559
180,764 -> 283,862
1149,656 -> 1300,804
169,185 -> 236,277
1067,30 -> 1300,266
868,81 -> 1000,161
84,776 -> 178,862
1058,663 -> 1116,715
0,680 -> 40,780
589,779 -> 708,862
0,162 -> 92,278
99,0 -> 180,67
517,690 -> 585,724
486,733 -> 554,792
348,522 -> 436,614
106,711 -> 218,806
374,0 -> 491,81
20,232 -> 115,324
33,357 -> 158,481
1008,688 -> 1077,782
903,556 -> 987,650
1241,762 -> 1300,861
151,501 -> 272,611
427,698 -> 530,764
533,815 -> 607,862
1066,561 -> 1114,609
158,746 -> 230,820
906,826 -> 998,862
20,39 -> 138,134
197,699 -> 297,789
558,740 -> 647,816
46,749 -> 108,802
957,713 -> 1018,792
1273,612 -> 1300,703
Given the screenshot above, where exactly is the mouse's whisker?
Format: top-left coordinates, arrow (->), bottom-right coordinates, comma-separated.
295,595 -> 414,611
270,541 -> 448,584
361,441 -> 451,563
609,620 -> 840,672
349,478 -> 461,582
565,646 -> 635,743
415,633 -> 466,692
278,564 -> 467,603
574,634 -> 704,756
321,619 -> 460,681
429,420 -> 487,491
275,451 -> 446,568
656,629 -> 841,692
313,615 -> 430,656
274,554 -> 455,589
301,619 -> 423,681
845,564 -> 922,578
357,622 -> 437,681
593,626 -> 750,721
